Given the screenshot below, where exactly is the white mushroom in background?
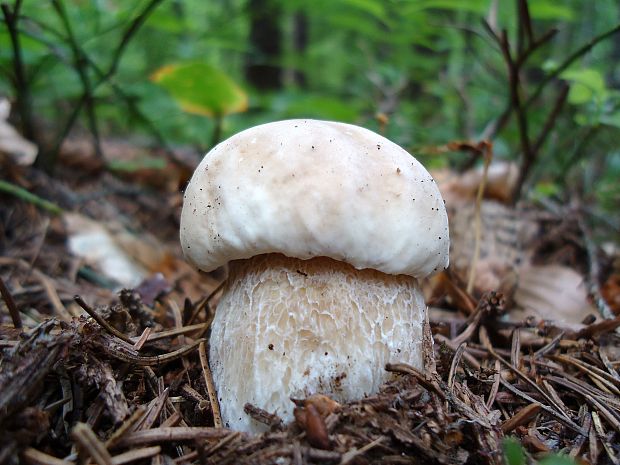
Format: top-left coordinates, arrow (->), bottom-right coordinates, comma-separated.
180,119 -> 449,432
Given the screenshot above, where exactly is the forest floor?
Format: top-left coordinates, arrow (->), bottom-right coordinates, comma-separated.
1,139 -> 619,465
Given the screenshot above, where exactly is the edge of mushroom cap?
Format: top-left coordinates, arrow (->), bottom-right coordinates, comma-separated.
180,119 -> 450,279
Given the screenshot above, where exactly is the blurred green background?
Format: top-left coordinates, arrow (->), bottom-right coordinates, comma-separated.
1,0 -> 619,214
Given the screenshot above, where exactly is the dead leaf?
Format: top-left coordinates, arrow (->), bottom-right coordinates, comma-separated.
435,162 -> 519,204
513,265 -> 596,324
64,213 -> 150,289
303,394 -> 341,417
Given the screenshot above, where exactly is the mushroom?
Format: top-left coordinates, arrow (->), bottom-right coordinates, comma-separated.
180,119 -> 449,432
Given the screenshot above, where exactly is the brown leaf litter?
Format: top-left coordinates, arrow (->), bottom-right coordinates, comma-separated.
3,290 -> 620,464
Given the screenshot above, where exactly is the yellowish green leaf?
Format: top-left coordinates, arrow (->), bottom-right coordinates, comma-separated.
151,62 -> 248,117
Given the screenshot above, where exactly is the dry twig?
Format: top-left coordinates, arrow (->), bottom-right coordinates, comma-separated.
199,341 -> 223,427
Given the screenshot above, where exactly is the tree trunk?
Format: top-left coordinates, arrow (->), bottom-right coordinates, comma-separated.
245,0 -> 282,90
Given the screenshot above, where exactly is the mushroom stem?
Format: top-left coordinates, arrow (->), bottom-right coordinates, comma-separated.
209,253 -> 426,432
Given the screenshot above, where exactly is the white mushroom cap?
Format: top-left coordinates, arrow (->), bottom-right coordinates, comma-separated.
180,119 -> 449,278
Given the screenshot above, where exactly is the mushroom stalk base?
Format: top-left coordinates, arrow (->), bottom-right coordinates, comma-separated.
209,253 -> 426,432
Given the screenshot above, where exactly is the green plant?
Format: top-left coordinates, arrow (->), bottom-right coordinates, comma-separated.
151,61 -> 248,146
1,0 -> 165,172
503,437 -> 579,465
0,0 -> 618,208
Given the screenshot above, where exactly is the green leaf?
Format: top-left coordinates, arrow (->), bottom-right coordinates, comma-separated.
574,112 -> 590,126
403,0 -> 490,14
326,11 -> 390,38
541,59 -> 559,72
534,181 -> 561,198
561,68 -> 606,105
278,94 -> 360,122
151,62 -> 248,117
341,0 -> 388,22
562,68 -> 605,92
568,85 -> 594,105
529,3 -> 574,20
146,8 -> 187,34
539,454 -> 579,465
502,437 -> 526,465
